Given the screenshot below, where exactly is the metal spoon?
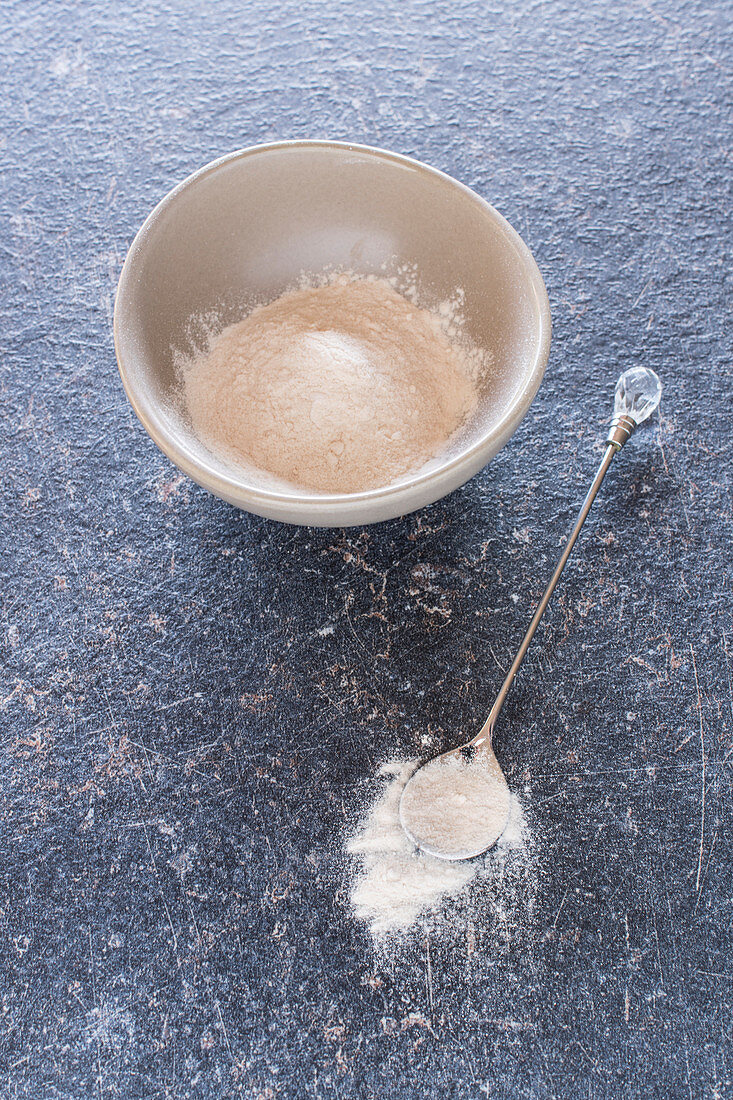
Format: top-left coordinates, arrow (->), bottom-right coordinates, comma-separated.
399,367 -> 662,860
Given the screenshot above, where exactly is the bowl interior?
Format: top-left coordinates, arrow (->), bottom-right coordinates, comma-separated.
116,143 -> 548,502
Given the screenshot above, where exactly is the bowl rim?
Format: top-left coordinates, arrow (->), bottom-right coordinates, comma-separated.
114,139 -> 551,518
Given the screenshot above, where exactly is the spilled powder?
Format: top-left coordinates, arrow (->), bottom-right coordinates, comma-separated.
347,759 -> 529,938
178,275 -> 483,494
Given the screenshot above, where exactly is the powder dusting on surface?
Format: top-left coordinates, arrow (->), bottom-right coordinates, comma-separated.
178,275 -> 484,494
347,758 -> 531,939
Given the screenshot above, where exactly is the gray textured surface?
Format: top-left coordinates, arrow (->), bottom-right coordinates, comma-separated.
1,1 -> 732,1097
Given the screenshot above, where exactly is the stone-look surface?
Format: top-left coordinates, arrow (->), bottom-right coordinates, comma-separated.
1,1 -> 731,1097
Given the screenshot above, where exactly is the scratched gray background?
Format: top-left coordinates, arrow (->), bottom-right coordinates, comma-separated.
1,0 -> 731,1097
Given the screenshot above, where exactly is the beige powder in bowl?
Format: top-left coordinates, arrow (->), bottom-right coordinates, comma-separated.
178,275 -> 484,494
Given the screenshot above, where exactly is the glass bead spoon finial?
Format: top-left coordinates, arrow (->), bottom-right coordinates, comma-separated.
399,369 -> 662,860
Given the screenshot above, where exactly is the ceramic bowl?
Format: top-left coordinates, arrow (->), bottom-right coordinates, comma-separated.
114,141 -> 551,526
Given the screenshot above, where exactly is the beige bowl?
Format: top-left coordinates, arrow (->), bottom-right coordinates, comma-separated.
114,141 -> 550,526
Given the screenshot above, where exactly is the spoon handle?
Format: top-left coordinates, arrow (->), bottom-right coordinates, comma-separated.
473,439 -> 620,747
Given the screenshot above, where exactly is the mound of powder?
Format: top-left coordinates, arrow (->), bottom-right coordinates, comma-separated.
347,759 -> 528,937
179,276 -> 482,494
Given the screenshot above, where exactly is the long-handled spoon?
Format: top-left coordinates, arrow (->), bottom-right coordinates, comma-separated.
399,367 -> 662,860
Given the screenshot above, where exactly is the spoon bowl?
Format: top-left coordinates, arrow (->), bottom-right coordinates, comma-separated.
399,744 -> 510,860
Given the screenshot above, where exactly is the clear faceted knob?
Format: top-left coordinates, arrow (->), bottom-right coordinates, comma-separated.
614,367 -> 662,425
608,367 -> 662,448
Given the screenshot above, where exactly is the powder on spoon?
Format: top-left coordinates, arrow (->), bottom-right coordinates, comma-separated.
399,751 -> 511,860
347,758 -> 528,937
178,275 -> 483,494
